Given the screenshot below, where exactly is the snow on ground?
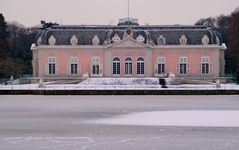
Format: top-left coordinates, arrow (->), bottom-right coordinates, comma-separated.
89,110 -> 239,127
79,78 -> 159,85
0,83 -> 39,90
0,78 -> 239,90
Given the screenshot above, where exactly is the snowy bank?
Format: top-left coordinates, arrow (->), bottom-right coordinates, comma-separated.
0,78 -> 239,90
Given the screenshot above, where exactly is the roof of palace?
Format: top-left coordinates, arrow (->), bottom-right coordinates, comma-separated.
36,18 -> 222,46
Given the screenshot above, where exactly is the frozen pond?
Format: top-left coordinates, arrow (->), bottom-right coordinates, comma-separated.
0,95 -> 239,150
90,110 -> 239,127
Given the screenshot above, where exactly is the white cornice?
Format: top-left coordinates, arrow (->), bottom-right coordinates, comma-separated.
31,44 -> 226,50
32,45 -> 105,50
153,44 -> 226,50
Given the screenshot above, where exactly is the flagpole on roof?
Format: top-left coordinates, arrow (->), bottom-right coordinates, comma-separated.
128,0 -> 130,26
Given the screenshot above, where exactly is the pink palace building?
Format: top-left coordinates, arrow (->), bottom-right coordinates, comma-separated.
31,18 -> 226,78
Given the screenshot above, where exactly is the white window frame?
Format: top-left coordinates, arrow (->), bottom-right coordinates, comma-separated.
69,57 -> 79,75
157,57 -> 166,75
178,56 -> 188,75
137,57 -> 145,76
47,57 -> 58,75
200,56 -> 212,75
125,57 -> 133,76
91,57 -> 101,77
112,57 -> 121,76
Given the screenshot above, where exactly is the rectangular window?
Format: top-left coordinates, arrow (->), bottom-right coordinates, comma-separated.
202,63 -> 209,74
180,64 -> 187,74
201,57 -> 210,75
49,64 -> 56,75
48,57 -> 56,75
92,57 -> 100,75
93,65 -> 99,74
69,57 -> 79,75
179,57 -> 188,75
158,64 -> 165,74
157,57 -> 166,74
71,64 -> 78,75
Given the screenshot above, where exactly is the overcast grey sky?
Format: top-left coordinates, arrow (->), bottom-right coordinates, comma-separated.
0,0 -> 239,27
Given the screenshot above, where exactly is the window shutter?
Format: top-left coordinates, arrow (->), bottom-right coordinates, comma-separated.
45,64 -> 48,75
90,64 -> 93,76
164,63 -> 167,74
187,64 -> 190,75
67,63 -> 70,75
100,64 -> 103,76
210,64 -> 213,75
154,64 -> 158,74
78,64 -> 81,75
176,64 -> 180,74
199,64 -> 202,75
100,64 -> 103,73
56,63 -> 59,75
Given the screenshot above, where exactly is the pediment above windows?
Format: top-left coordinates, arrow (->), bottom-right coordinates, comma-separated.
107,37 -> 149,48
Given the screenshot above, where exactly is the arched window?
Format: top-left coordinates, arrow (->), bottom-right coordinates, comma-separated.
137,57 -> 144,75
125,57 -> 132,75
70,57 -> 78,75
113,57 -> 120,75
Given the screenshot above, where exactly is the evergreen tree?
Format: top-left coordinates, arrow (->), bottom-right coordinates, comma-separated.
0,13 -> 10,59
0,13 -> 13,78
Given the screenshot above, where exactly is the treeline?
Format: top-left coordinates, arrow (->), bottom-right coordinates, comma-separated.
0,14 -> 39,78
228,8 -> 239,82
195,7 -> 239,82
